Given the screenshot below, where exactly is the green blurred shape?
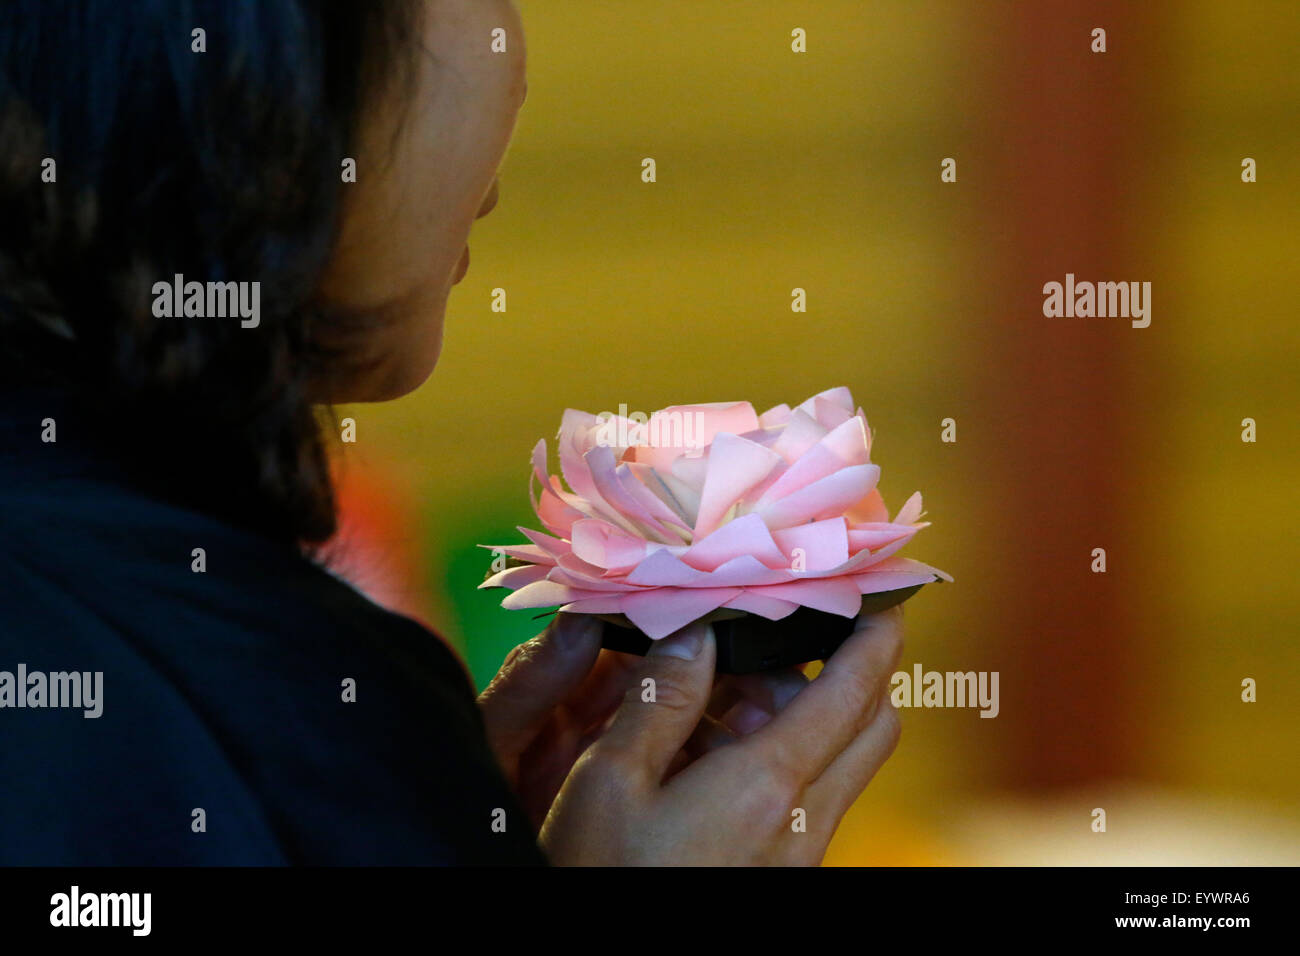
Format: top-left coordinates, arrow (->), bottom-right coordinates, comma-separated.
430,485 -> 553,691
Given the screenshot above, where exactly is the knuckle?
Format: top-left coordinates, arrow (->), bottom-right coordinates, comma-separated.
500,642 -> 526,670
827,664 -> 879,728
746,740 -> 802,803
874,622 -> 905,671
579,740 -> 644,794
498,636 -> 550,683
879,703 -> 903,753
636,667 -> 697,714
747,777 -> 798,832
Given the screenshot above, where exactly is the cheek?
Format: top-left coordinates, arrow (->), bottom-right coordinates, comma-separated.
329,249 -> 456,400
368,289 -> 449,401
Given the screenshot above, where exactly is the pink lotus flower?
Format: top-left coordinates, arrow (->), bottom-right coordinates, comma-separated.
481,387 -> 950,640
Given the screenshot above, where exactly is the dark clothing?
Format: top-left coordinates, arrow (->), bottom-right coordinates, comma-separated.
0,387 -> 545,865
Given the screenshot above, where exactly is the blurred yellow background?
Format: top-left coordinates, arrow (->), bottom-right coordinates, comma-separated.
333,0 -> 1300,864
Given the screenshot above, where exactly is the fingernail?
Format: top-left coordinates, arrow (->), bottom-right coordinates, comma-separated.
771,679 -> 804,712
723,700 -> 772,735
854,604 -> 903,632
648,621 -> 710,661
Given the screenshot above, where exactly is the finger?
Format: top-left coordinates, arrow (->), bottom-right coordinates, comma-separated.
709,669 -> 809,723
720,699 -> 776,735
803,699 -> 902,835
477,612 -> 603,763
593,621 -> 716,788
514,711 -> 583,827
712,670 -> 810,736
577,671 -> 747,757
706,677 -> 742,718
746,607 -> 903,787
662,713 -> 738,780
565,648 -> 643,730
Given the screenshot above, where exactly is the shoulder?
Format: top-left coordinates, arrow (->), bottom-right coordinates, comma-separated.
0,474 -> 543,865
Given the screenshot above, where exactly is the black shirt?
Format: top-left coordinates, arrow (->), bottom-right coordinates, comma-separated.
0,387 -> 546,865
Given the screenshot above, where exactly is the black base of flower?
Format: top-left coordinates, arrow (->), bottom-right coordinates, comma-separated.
600,584 -> 924,674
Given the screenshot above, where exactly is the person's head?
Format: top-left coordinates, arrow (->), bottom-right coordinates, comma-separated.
317,0 -> 526,402
0,0 -> 527,540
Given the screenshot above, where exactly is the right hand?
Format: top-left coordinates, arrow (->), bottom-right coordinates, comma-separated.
538,607 -> 905,865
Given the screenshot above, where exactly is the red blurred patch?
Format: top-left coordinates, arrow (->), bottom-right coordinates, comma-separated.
325,459 -> 440,628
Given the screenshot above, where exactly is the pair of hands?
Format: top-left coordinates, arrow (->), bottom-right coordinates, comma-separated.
477,607 -> 904,865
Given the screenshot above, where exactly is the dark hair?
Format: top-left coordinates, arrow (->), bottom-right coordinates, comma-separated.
0,0 -> 422,542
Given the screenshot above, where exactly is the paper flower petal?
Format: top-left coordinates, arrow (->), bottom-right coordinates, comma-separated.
481,388 -> 950,638
693,432 -> 783,539
621,586 -> 742,640
681,512 -> 788,571
755,463 -> 881,531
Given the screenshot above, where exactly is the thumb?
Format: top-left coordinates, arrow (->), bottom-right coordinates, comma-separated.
478,612 -> 603,764
595,620 -> 716,787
